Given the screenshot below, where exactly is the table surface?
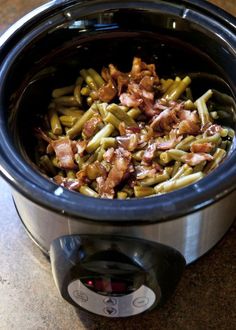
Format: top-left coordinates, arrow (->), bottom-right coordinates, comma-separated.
0,1 -> 236,329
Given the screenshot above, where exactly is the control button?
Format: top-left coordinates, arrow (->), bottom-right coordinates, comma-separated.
132,297 -> 149,308
103,297 -> 117,306
73,290 -> 88,303
103,306 -> 118,316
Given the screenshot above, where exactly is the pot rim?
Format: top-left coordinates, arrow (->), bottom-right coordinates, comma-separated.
0,0 -> 236,223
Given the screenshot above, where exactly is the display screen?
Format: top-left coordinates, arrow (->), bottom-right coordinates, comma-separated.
81,277 -> 134,295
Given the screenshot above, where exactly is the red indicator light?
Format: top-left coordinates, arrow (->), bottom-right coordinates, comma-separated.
86,280 -> 94,287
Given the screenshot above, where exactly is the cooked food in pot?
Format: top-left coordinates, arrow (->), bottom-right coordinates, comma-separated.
34,57 -> 234,199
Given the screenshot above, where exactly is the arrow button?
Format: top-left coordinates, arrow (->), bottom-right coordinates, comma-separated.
103,306 -> 118,316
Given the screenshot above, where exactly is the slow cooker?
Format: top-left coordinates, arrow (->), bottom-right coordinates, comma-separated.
0,0 -> 236,318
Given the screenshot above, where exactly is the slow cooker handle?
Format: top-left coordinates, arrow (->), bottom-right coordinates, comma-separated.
50,235 -> 185,316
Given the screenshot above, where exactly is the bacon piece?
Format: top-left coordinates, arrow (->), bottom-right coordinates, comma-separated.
98,79 -> 117,102
108,64 -> 122,79
156,131 -> 182,150
82,114 -> 102,138
202,123 -> 222,136
119,92 -> 143,108
142,142 -> 157,164
103,147 -> 115,163
131,57 -> 142,78
178,110 -> 199,123
51,137 -> 75,169
130,57 -> 159,83
181,153 -> 213,166
116,133 -> 139,151
135,164 -> 161,179
178,120 -> 200,135
139,76 -> 156,92
150,108 -> 179,132
117,75 -> 129,95
101,67 -> 111,81
75,140 -> 87,156
190,143 -> 213,153
53,176 -> 82,191
97,148 -> 131,198
128,82 -> 154,101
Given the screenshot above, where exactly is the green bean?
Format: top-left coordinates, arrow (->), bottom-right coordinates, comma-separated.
97,102 -> 108,118
74,154 -> 84,170
186,87 -> 193,101
127,108 -> 142,119
66,103 -> 98,139
160,79 -> 174,93
121,185 -> 134,197
134,186 -> 156,197
48,108 -> 62,135
39,155 -> 57,176
175,136 -> 195,151
86,123 -> 115,153
184,99 -> 196,110
100,137 -> 117,149
52,85 -> 74,98
86,161 -> 103,180
164,76 -> 191,101
193,161 -> 206,173
132,150 -> 144,161
66,170 -> 76,179
160,149 -> 187,163
138,170 -> 170,186
119,105 -> 129,112
107,103 -> 138,127
163,80 -> 179,99
54,96 -> 80,107
74,76 -> 83,105
155,172 -> 204,193
210,111 -> 219,120
56,107 -> 84,117
59,115 -> 78,128
204,148 -> 226,173
82,154 -> 98,169
219,140 -> 228,150
165,166 -> 174,177
117,191 -> 128,199
87,96 -> 94,106
220,128 -> 228,137
191,133 -> 221,146
87,68 -> 105,88
104,112 -> 122,129
227,128 -> 235,139
81,86 -> 91,96
80,69 -> 98,91
171,161 -> 182,177
51,156 -> 60,168
79,185 -> 99,198
96,147 -> 106,162
195,89 -> 213,126
170,164 -> 193,181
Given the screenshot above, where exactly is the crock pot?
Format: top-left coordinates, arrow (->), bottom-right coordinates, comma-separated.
0,0 -> 236,318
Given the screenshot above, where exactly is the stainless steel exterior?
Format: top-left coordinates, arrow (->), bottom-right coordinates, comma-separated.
12,189 -> 236,265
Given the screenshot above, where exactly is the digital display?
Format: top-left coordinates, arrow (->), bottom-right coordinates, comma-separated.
82,277 -> 134,295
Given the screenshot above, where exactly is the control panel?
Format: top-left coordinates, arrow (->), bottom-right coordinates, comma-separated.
68,279 -> 157,317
